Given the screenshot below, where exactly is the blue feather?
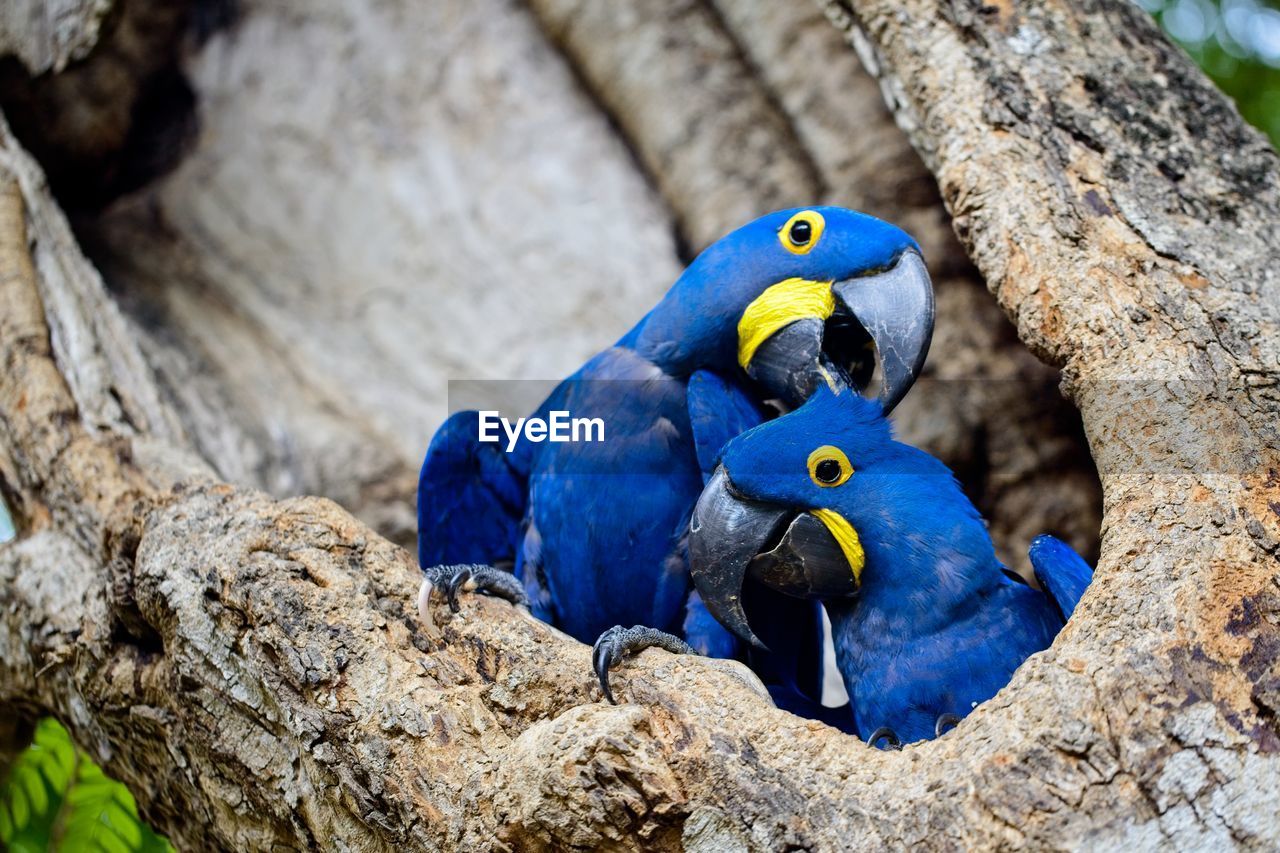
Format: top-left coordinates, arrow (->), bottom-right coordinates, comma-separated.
417,410 -> 526,568
686,369 -> 769,480
715,386 -> 1095,742
1030,534 -> 1094,620
419,207 -> 920,713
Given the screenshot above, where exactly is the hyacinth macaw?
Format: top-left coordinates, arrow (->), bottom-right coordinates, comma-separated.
417,207 -> 934,716
686,386 -> 1093,744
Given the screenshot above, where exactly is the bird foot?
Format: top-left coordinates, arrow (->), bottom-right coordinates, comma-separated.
417,564 -> 529,635
864,713 -> 962,749
592,625 -> 696,704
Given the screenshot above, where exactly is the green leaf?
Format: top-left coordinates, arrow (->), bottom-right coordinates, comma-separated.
37,726 -> 76,793
10,779 -> 30,830
2,719 -> 176,853
20,760 -> 49,818
9,837 -> 44,853
104,800 -> 144,847
96,828 -> 134,853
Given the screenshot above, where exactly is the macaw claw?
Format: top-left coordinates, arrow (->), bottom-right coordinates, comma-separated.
866,726 -> 902,750
865,714 -> 960,748
934,713 -> 962,739
592,625 -> 696,705
417,563 -> 529,635
445,567 -> 474,613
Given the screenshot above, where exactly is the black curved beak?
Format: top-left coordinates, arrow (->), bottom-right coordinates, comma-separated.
688,466 -> 860,650
746,250 -> 933,412
832,250 -> 934,414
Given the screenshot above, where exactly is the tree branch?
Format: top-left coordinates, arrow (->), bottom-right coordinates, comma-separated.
526,0 -> 1102,572
0,0 -> 1277,849
0,0 -> 111,75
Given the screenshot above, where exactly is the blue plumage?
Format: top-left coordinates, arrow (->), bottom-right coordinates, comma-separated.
418,410 -> 526,568
418,207 -> 932,714
1029,534 -> 1094,620
691,387 -> 1094,743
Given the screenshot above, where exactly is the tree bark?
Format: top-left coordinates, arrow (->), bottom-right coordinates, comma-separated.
76,0 -> 690,548
0,0 -> 1277,851
0,0 -> 1101,569
525,0 -> 1102,573
0,0 -> 110,75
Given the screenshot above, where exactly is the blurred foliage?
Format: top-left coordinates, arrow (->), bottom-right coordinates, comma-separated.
1143,0 -> 1280,145
0,719 -> 173,853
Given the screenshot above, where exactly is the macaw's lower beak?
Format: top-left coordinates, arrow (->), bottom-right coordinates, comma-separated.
688,466 -> 860,650
743,250 -> 934,413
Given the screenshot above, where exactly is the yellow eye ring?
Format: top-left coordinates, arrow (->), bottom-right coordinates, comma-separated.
779,210 -> 825,255
807,445 -> 852,487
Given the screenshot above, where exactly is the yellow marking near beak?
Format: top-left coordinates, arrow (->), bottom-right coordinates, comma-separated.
815,363 -> 839,393
810,508 -> 866,584
737,277 -> 834,369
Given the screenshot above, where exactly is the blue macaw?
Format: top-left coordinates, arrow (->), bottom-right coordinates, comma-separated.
687,385 -> 1093,744
417,207 -> 934,717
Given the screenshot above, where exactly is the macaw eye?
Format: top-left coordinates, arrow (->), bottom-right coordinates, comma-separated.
807,445 -> 852,487
779,210 -> 825,255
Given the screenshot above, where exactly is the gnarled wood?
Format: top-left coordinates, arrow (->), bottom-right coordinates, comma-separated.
0,0 -> 1277,849
818,0 -> 1280,843
525,0 -> 1105,573
0,0 -> 1100,566
0,0 -> 110,74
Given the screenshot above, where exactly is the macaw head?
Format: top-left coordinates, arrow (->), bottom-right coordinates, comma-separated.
634,207 -> 933,412
687,385 -> 990,648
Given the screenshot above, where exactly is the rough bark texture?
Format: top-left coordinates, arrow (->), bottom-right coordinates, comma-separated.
0,0 -> 111,74
80,0 -> 688,547
1,0 -> 1277,851
0,0 -> 199,212
0,0 -> 1101,569
525,0 -> 1102,573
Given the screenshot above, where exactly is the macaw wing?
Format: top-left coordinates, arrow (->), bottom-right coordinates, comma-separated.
417,410 -> 527,569
686,369 -> 770,481
1029,534 -> 1094,621
518,354 -> 704,639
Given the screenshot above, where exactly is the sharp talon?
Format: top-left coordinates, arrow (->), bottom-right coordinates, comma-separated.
935,713 -> 962,739
418,564 -> 527,633
866,726 -> 902,750
594,630 -> 619,704
417,579 -> 437,634
587,625 -> 695,706
446,567 -> 472,613
597,660 -> 616,705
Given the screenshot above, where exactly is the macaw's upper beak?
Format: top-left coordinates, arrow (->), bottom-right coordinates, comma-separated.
743,250 -> 934,413
688,466 -> 861,650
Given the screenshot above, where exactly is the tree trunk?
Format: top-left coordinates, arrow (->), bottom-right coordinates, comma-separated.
0,0 -> 1103,569
0,0 -> 1277,849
